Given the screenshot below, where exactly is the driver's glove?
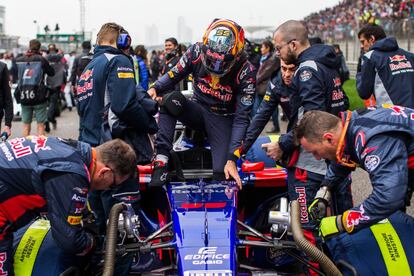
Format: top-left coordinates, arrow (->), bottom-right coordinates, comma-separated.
308,186 -> 331,221
319,215 -> 344,239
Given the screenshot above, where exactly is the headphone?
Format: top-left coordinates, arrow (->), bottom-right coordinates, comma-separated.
117,28 -> 131,50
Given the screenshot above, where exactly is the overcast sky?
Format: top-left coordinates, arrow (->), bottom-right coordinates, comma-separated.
0,0 -> 340,46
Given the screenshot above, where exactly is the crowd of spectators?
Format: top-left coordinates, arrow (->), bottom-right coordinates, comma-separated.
304,0 -> 414,42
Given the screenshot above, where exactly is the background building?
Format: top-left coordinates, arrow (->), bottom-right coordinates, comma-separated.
0,5 -> 19,51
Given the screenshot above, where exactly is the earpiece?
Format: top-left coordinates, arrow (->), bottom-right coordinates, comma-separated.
117,32 -> 131,50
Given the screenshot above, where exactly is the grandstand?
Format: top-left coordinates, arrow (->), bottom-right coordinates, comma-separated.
303,0 -> 414,63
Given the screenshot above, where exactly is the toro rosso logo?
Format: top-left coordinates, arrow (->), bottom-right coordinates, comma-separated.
184,246 -> 230,265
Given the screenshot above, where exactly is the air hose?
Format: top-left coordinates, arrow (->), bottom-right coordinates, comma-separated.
290,200 -> 342,276
103,203 -> 127,276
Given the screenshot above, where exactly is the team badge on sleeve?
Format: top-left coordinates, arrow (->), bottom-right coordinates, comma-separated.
364,155 -> 380,172
300,70 -> 312,82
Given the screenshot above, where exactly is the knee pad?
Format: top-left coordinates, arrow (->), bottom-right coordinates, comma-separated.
161,91 -> 187,117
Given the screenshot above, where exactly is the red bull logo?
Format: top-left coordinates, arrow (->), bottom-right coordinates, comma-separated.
205,49 -> 225,60
79,69 -> 93,81
389,55 -> 407,63
31,135 -> 51,153
343,204 -> 370,233
388,105 -> 408,118
389,55 -> 413,72
295,187 -> 309,223
333,77 -> 342,87
199,75 -> 232,93
9,137 -> 32,159
0,252 -> 7,276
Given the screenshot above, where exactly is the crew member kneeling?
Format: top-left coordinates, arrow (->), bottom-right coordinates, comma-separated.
295,107 -> 414,237
0,137 -> 136,275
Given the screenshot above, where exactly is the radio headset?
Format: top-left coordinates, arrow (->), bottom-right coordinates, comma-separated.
117,28 -> 131,50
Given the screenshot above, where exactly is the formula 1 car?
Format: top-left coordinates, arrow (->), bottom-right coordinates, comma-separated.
11,109 -> 414,275
101,126 -> 414,276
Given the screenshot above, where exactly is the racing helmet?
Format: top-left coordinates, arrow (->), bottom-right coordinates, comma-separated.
201,19 -> 245,77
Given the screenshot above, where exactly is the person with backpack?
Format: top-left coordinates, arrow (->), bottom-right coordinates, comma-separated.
45,44 -> 67,131
15,39 -> 55,136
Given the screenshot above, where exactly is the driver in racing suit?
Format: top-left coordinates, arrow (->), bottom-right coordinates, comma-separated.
148,18 -> 256,187
0,137 -> 136,275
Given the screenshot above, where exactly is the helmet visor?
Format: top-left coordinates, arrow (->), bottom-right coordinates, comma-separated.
202,48 -> 235,76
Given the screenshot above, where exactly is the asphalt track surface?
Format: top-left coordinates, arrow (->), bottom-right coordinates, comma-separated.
11,107 -> 414,216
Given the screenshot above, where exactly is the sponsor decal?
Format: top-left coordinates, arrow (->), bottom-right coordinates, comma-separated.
117,66 -> 133,72
117,72 -> 134,79
8,138 -> 32,159
364,155 -> 380,172
160,172 -> 168,182
343,204 -> 370,232
76,80 -> 93,95
29,136 -> 51,153
331,89 -> 344,101
194,44 -> 200,57
360,146 -> 378,159
67,215 -> 82,225
241,95 -> 253,106
239,67 -> 248,80
388,55 -> 414,75
295,187 -> 308,223
280,96 -> 289,103
0,252 -> 7,276
206,49 -> 225,61
168,71 -> 174,78
118,195 -> 140,203
263,95 -> 270,101
172,184 -> 228,194
0,142 -> 14,161
178,59 -> 186,70
389,54 -> 407,63
71,194 -> 87,203
172,99 -> 182,107
184,247 -> 230,265
299,70 -> 312,82
197,83 -> 232,102
79,69 -> 93,81
199,75 -> 232,93
387,105 -> 408,118
333,77 -> 342,87
23,69 -> 34,80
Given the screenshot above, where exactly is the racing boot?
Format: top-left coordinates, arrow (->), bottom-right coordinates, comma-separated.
150,160 -> 168,187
